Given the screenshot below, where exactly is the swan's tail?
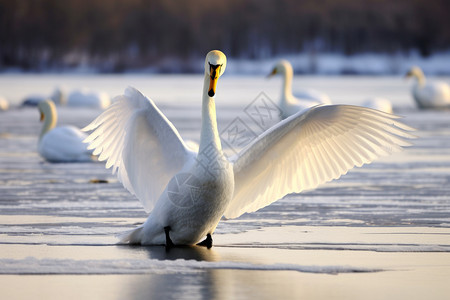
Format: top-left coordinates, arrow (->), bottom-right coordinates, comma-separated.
117,225 -> 143,244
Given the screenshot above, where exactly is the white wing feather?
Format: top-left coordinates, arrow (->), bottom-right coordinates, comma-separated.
225,105 -> 416,219
83,87 -> 195,212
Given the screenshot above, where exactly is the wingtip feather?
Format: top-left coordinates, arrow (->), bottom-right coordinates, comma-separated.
81,123 -> 96,132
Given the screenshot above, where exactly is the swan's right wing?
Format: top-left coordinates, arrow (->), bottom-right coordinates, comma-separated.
225,105 -> 416,219
83,87 -> 196,212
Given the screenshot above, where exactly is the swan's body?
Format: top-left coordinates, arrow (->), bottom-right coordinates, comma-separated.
84,50 -> 415,247
362,97 -> 393,114
405,66 -> 450,109
67,89 -> 111,109
269,60 -> 331,118
38,100 -> 93,162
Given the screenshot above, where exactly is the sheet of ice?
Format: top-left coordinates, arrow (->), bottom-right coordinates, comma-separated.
0,257 -> 382,275
216,226 -> 450,252
1,75 -> 449,299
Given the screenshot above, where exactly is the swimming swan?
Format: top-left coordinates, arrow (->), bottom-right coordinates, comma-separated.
67,89 -> 111,109
83,50 -> 416,248
269,60 -> 331,118
38,100 -> 93,162
405,66 -> 450,109
23,87 -> 65,106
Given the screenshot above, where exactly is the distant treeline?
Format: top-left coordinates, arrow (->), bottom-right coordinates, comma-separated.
1,0 -> 449,72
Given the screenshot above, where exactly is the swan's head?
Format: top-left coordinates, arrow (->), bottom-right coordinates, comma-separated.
37,99 -> 57,122
50,86 -> 67,105
268,59 -> 293,77
405,66 -> 424,80
205,50 -> 227,97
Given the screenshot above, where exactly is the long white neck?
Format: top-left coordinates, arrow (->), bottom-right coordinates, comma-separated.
39,106 -> 57,140
198,73 -> 222,155
414,71 -> 426,87
281,66 -> 294,103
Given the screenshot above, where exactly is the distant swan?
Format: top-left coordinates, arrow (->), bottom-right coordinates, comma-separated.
405,66 -> 450,109
38,100 -> 94,162
362,97 -> 393,114
269,60 -> 331,118
22,87 -> 65,106
23,87 -> 111,109
67,89 -> 111,109
83,50 -> 415,248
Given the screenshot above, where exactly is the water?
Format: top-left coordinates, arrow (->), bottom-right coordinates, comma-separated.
0,75 -> 449,299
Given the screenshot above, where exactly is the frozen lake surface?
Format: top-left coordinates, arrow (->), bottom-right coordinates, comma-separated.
0,74 -> 450,299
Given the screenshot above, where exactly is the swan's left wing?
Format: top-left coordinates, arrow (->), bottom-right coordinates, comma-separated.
83,87 -> 196,212
225,105 -> 416,219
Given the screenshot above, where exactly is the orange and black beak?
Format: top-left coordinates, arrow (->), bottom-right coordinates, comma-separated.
208,63 -> 222,97
267,67 -> 277,78
40,112 -> 44,121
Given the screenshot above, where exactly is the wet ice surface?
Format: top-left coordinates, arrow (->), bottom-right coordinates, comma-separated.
0,75 -> 450,299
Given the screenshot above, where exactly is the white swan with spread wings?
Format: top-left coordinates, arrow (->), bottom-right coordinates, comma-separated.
83,50 -> 416,248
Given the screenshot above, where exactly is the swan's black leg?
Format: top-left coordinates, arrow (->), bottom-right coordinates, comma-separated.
164,226 -> 174,248
197,233 -> 212,249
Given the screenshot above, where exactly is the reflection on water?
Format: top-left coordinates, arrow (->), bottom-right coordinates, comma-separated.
117,246 -> 222,300
125,271 -> 219,300
123,269 -> 309,300
120,246 -> 303,300
118,246 -> 221,299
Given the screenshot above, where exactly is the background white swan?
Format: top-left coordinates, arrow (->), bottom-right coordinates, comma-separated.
405,66 -> 450,109
84,50 -> 415,247
269,59 -> 331,118
38,100 -> 94,162
22,87 -> 66,106
362,97 -> 393,114
67,89 -> 111,109
22,86 -> 111,109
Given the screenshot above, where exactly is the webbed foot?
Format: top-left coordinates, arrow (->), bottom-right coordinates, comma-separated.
197,233 -> 212,249
164,226 -> 174,248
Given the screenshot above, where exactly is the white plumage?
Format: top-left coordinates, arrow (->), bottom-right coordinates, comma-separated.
405,66 -> 450,109
269,60 -> 331,118
67,89 -> 111,109
83,50 -> 416,247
